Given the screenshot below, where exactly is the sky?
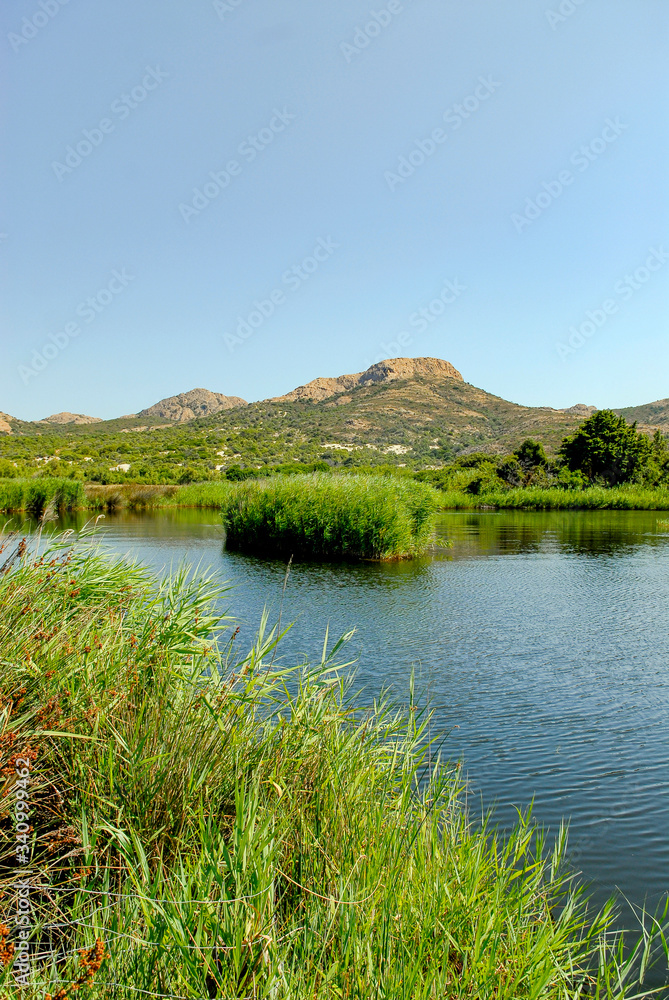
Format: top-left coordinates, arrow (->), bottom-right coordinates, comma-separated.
1,0 -> 668,421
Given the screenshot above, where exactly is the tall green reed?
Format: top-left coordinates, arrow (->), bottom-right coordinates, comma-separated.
221,473 -> 442,559
0,536 -> 666,997
0,478 -> 86,514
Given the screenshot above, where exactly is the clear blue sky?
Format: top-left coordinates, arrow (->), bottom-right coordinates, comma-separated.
1,0 -> 667,421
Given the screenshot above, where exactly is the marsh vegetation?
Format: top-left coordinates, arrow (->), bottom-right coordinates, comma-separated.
0,534 -> 663,997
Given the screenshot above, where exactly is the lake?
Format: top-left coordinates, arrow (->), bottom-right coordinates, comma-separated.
15,507 -> 669,986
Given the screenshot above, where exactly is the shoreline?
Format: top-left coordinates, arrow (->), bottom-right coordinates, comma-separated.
2,478 -> 669,515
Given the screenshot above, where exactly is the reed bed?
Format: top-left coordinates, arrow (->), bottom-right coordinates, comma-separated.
164,481 -> 234,508
2,477 -> 669,518
0,478 -> 86,515
437,486 -> 669,511
84,483 -> 230,511
0,532 -> 665,998
220,473 -> 442,560
84,483 -> 179,510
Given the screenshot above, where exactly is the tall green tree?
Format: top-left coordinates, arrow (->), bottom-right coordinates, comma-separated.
514,439 -> 547,471
643,429 -> 669,485
559,410 -> 653,485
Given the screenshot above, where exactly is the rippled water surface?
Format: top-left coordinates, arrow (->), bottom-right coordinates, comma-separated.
21,508 -> 669,984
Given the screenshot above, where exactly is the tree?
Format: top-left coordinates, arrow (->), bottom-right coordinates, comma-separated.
514,439 -> 547,470
177,467 -> 198,484
496,457 -> 523,487
559,410 -> 653,486
642,429 -> 669,485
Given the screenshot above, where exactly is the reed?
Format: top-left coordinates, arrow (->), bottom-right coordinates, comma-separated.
165,481 -> 234,508
84,483 -> 179,510
0,537 -> 663,997
0,478 -> 86,515
437,485 -> 669,511
220,473 -> 442,560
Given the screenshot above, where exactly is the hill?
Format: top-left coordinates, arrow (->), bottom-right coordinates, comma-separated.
273,357 -> 464,403
220,358 -> 595,462
0,359 -> 666,481
137,388 -> 247,422
40,412 -> 102,425
614,398 -> 669,434
0,412 -> 15,435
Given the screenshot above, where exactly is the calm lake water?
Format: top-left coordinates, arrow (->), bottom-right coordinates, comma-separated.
15,508 -> 669,986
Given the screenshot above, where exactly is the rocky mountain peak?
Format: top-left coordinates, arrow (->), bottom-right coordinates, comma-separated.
273,357 -> 463,403
138,388 -> 247,422
40,412 -> 103,425
560,404 -> 597,416
0,411 -> 15,435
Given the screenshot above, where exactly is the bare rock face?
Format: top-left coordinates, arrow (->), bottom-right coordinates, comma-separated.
273,357 -> 463,403
0,411 -> 15,434
40,412 -> 103,425
560,404 -> 597,416
138,388 -> 247,422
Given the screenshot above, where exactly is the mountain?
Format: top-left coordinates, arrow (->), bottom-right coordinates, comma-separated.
0,412 -> 15,435
40,412 -> 102,425
1,362 -> 665,470
614,398 -> 669,434
273,358 -> 464,403
226,357 -> 593,459
559,404 -> 597,417
138,388 -> 247,423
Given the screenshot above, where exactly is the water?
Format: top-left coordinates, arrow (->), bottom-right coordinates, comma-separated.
14,508 -> 669,985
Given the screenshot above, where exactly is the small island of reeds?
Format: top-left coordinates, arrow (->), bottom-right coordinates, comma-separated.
219,473 -> 442,560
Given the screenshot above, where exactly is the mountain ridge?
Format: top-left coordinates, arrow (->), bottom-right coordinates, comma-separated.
1,361 -> 667,460
272,357 -> 464,403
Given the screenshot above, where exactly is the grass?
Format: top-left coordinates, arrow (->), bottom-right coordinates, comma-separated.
84,483 -> 180,510
435,485 -> 669,511
84,483 -> 233,511
1,478 -> 669,520
165,482 -> 234,508
0,478 -> 86,516
0,532 -> 665,998
220,474 -> 442,560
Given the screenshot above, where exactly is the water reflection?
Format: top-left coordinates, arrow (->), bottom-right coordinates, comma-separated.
437,510 -> 669,558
